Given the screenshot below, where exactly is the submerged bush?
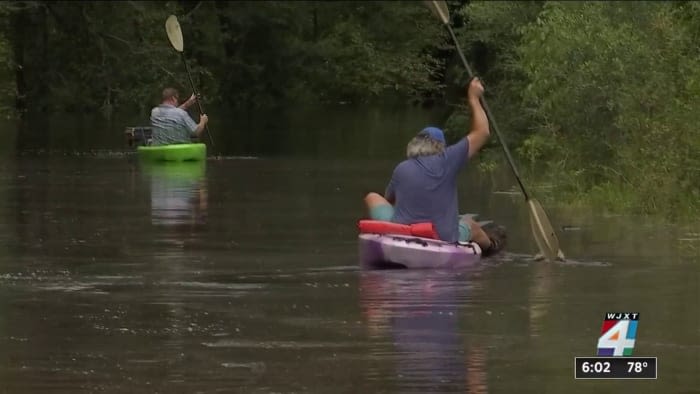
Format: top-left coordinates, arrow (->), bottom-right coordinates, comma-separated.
457,1 -> 700,217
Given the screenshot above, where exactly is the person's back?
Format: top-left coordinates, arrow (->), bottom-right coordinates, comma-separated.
151,104 -> 197,145
387,138 -> 468,242
364,77 -> 505,254
149,87 -> 208,146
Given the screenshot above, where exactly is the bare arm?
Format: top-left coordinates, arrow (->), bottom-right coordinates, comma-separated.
465,78 -> 490,159
179,93 -> 197,110
194,114 -> 209,137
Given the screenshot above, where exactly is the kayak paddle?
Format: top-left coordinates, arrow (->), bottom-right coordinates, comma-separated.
165,15 -> 215,149
425,0 -> 565,262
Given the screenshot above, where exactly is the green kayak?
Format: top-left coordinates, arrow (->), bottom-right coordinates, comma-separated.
140,159 -> 206,180
137,143 -> 206,162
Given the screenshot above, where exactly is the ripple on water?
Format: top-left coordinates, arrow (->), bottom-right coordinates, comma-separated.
490,252 -> 612,267
220,362 -> 267,373
201,339 -> 359,349
157,281 -> 267,290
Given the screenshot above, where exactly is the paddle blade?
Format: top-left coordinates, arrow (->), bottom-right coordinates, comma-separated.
527,199 -> 563,262
165,15 -> 184,52
424,0 -> 450,25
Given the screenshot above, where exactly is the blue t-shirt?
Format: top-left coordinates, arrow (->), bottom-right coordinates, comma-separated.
385,138 -> 469,243
150,104 -> 198,145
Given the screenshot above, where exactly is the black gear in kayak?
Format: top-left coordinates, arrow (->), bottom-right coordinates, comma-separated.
482,222 -> 507,257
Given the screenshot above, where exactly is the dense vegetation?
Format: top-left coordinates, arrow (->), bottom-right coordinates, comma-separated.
444,1 -> 700,217
0,1 -> 448,117
455,1 -> 700,217
0,1 -> 698,216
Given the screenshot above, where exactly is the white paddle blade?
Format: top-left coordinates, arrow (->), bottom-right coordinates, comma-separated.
165,15 -> 184,52
528,199 -> 561,262
425,0 -> 450,25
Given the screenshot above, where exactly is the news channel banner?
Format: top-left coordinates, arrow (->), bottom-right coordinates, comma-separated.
575,312 -> 657,379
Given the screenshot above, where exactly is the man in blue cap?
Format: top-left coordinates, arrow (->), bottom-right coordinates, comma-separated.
363,77 -> 504,255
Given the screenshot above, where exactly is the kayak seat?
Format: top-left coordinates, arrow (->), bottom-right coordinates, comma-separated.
357,220 -> 439,239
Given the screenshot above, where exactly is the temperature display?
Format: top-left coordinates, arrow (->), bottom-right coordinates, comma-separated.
575,357 -> 657,379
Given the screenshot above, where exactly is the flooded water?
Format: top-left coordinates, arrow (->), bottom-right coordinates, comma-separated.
0,153 -> 698,393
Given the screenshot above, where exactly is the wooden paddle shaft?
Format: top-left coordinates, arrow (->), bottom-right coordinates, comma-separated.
444,24 -> 530,201
179,46 -> 214,148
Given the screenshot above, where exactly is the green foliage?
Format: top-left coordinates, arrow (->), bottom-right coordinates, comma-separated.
0,1 -> 195,118
442,1 -> 545,171
437,1 -> 700,217
0,43 -> 12,118
455,1 -> 544,141
0,0 -> 697,217
515,1 -> 700,216
0,1 -> 448,117
211,1 -> 447,108
441,1 -> 545,175
0,4 -> 16,118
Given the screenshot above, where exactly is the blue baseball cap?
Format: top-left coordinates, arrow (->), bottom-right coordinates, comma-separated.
419,126 -> 446,144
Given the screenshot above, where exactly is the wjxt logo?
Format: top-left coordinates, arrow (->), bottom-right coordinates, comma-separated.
597,312 -> 639,356
605,312 -> 639,320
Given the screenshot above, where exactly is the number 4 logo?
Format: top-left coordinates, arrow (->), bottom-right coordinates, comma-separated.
597,320 -> 637,356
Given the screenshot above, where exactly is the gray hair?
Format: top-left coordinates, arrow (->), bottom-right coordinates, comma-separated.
406,135 -> 445,158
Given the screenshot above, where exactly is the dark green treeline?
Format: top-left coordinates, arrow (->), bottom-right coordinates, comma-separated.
0,1 -> 450,117
0,1 -> 698,216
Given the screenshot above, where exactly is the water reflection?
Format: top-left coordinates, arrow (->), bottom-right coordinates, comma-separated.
528,259 -> 555,338
359,270 -> 489,393
138,160 -> 210,386
0,154 -> 696,392
141,160 -> 208,232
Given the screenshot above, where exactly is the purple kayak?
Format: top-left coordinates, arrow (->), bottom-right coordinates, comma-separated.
358,233 -> 482,269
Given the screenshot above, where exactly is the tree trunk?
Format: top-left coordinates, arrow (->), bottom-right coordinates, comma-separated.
313,3 -> 318,42
37,3 -> 49,113
11,8 -> 27,115
13,2 -> 51,151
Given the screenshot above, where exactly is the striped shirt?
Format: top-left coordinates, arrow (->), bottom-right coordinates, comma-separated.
150,104 -> 198,146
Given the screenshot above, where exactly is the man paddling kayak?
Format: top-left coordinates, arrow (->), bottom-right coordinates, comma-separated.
150,87 -> 209,146
363,77 -> 505,256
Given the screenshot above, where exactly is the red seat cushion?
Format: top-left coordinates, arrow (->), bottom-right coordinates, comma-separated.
358,220 -> 439,239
